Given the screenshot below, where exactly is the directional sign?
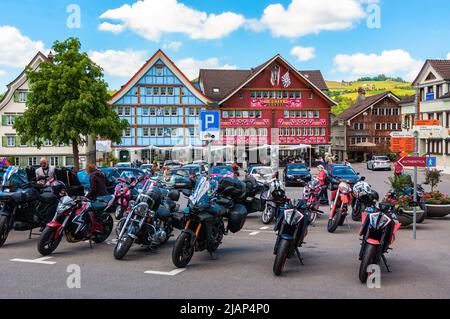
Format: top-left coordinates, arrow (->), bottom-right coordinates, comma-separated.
390,137 -> 414,153
414,119 -> 440,126
199,110 -> 221,141
397,156 -> 427,168
426,157 -> 437,168
390,131 -> 414,138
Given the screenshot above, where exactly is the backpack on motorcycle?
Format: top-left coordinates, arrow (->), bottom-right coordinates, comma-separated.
227,204 -> 247,233
217,178 -> 246,200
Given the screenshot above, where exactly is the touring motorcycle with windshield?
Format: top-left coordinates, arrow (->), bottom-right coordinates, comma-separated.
0,167 -> 58,247
172,176 -> 261,268
358,202 -> 401,283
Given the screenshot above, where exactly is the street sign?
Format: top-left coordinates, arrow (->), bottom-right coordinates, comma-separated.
199,110 -> 220,141
390,137 -> 415,153
390,131 -> 413,138
397,156 -> 427,168
426,157 -> 437,168
414,119 -> 440,126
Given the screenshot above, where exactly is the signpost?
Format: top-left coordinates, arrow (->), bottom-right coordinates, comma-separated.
396,156 -> 427,168
199,111 -> 221,177
426,157 -> 437,168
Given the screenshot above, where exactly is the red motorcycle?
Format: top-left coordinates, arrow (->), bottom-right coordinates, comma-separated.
302,178 -> 325,225
327,182 -> 352,233
113,177 -> 137,220
358,202 -> 401,283
37,195 -> 113,256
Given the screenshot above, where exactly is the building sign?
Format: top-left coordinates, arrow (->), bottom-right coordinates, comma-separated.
218,136 -> 269,145
414,119 -> 440,126
279,136 -> 328,145
278,118 -> 327,126
250,98 -> 303,108
390,137 -> 415,153
221,118 -> 271,127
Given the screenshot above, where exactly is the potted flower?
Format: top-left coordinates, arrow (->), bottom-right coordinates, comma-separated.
384,195 -> 425,227
423,169 -> 450,218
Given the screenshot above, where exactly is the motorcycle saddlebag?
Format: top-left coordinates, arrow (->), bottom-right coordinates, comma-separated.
218,178 -> 245,199
227,204 -> 247,233
245,197 -> 263,214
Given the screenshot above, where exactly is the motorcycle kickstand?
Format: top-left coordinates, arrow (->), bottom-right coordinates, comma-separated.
88,238 -> 93,249
382,255 -> 391,273
295,248 -> 304,266
209,251 -> 218,260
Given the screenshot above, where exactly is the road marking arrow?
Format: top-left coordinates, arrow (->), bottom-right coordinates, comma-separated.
10,257 -> 56,265
144,269 -> 186,276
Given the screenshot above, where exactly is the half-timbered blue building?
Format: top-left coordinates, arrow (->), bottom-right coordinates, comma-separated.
110,50 -> 211,162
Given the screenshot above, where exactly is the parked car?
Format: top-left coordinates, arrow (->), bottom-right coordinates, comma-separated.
246,166 -> 276,185
210,165 -> 236,180
328,164 -> 363,188
367,156 -> 391,171
166,168 -> 196,189
140,164 -> 153,174
115,162 -> 132,168
283,163 -> 312,186
182,164 -> 206,177
77,167 -> 120,194
163,160 -> 182,170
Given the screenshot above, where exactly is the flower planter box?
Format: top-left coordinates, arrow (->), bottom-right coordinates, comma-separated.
425,204 -> 450,218
397,209 -> 426,227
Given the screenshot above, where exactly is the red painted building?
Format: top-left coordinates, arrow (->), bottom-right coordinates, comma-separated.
198,54 -> 337,157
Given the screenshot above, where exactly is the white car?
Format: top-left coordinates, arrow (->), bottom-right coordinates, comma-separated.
247,166 -> 277,184
367,156 -> 391,171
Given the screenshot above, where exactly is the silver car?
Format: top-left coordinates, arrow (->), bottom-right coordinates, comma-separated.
367,156 -> 391,171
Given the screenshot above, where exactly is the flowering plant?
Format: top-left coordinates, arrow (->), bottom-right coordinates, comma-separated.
384,195 -> 414,211
423,192 -> 450,205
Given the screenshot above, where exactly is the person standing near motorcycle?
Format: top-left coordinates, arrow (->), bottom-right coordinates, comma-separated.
86,164 -> 108,200
35,157 -> 56,185
317,165 -> 329,205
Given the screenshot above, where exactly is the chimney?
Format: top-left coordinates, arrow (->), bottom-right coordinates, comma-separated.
47,51 -> 54,62
357,88 -> 366,103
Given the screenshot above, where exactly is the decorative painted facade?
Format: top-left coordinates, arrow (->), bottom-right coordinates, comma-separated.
0,52 -> 95,168
110,50 -> 211,162
199,55 -> 336,157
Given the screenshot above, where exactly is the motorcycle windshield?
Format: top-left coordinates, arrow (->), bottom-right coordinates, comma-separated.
56,196 -> 74,214
2,166 -> 28,188
189,176 -> 216,207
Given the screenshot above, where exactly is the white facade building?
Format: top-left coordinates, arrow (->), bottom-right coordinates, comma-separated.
0,52 -> 95,168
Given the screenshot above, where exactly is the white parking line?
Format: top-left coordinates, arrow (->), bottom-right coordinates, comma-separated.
144,269 -> 186,276
249,231 -> 260,236
259,226 -> 270,230
10,257 -> 56,265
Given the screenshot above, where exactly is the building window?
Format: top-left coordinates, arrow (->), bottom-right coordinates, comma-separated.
164,108 -> 170,116
189,128 -> 195,137
321,128 -> 326,136
171,107 -> 178,116
157,128 -> 163,137
353,123 -> 364,130
222,111 -> 228,118
44,139 -> 52,146
124,108 -> 131,116
143,128 -> 149,137
18,92 -> 27,103
6,136 -> 15,147
117,107 -> 124,116
28,157 -> 37,166
255,110 -> 262,118
142,107 -> 149,116
150,108 -> 156,116
150,128 -> 156,137
124,128 -> 131,137
309,92 -> 313,99
50,157 -> 59,166
189,108 -> 200,116
6,115 -> 14,126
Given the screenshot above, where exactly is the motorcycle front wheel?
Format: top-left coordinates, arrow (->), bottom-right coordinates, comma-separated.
359,243 -> 378,283
172,232 -> 195,268
327,209 -> 342,233
352,202 -> 363,221
261,204 -> 275,225
273,238 -> 290,276
114,235 -> 134,260
37,226 -> 63,256
0,216 -> 11,247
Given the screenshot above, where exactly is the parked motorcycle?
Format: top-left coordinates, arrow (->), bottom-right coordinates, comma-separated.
358,202 -> 401,283
113,181 -> 180,260
385,183 -> 427,223
0,167 -> 58,247
302,178 -> 325,225
327,181 -> 352,233
112,176 -> 141,220
351,180 -> 379,221
273,200 -> 311,276
260,180 -> 288,224
172,176 -> 256,268
37,184 -> 114,255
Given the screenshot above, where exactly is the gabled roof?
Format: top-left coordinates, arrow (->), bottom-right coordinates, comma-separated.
337,91 -> 400,121
199,54 -> 335,106
111,49 -> 212,105
412,59 -> 450,86
0,51 -> 49,110
399,95 -> 416,105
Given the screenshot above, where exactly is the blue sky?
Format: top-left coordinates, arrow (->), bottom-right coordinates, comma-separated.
0,0 -> 449,91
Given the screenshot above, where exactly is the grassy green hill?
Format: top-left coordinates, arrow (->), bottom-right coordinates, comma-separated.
327,80 -> 415,115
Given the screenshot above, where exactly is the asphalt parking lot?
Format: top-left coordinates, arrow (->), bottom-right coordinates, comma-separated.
1,163 -> 449,299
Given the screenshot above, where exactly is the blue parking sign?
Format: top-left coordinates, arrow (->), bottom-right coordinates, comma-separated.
426,157 -> 437,168
200,111 -> 220,132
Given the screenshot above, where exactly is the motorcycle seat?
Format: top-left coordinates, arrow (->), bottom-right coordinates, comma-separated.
92,201 -> 108,211
39,192 -> 58,204
156,207 -> 171,219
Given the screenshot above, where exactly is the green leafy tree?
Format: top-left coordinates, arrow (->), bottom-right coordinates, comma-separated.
14,38 -> 128,171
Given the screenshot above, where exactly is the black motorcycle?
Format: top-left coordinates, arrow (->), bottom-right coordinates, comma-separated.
351,180 -> 379,221
273,200 -> 311,276
0,167 -> 58,247
172,176 -> 260,268
114,181 -> 180,259
260,180 -> 288,224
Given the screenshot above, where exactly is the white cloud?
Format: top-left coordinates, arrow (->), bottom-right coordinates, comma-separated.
251,0 -> 375,38
0,25 -> 45,68
98,22 -> 125,34
99,0 -> 245,41
0,70 -> 6,77
89,49 -> 148,77
163,41 -> 182,51
290,46 -> 316,62
447,52 -> 450,60
176,57 -> 238,80
334,49 -> 423,81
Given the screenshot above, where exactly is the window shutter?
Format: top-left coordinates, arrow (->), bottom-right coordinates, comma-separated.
13,92 -> 19,103
1,115 -> 6,126
15,137 -> 20,147
2,136 -> 7,147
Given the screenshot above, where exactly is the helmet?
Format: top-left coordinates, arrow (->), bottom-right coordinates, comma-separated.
51,181 -> 67,197
307,178 -> 321,191
338,182 -> 351,194
270,180 -> 285,200
353,181 -> 371,197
